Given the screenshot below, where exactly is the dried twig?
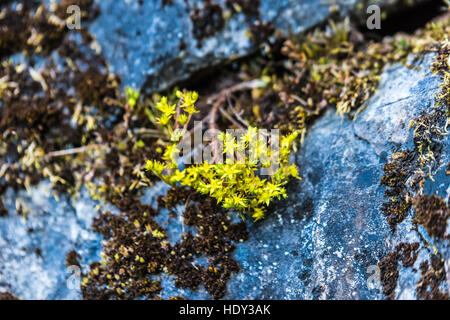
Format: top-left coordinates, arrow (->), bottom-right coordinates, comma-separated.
133,128 -> 166,138
225,93 -> 251,128
44,144 -> 106,160
206,79 -> 266,104
208,97 -> 225,162
219,106 -> 245,130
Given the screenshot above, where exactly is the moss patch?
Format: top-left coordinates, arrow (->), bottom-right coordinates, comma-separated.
378,242 -> 420,299
81,188 -> 248,300
1,0 -> 449,300
417,254 -> 449,300
0,291 -> 18,300
378,14 -> 449,299
191,0 -> 225,45
413,194 -> 449,239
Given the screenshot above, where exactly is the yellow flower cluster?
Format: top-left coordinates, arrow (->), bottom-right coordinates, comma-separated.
145,91 -> 301,221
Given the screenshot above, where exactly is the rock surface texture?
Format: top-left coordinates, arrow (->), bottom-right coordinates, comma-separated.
0,183 -> 103,299
1,52 -> 447,299
225,53 -> 448,299
88,0 -> 360,91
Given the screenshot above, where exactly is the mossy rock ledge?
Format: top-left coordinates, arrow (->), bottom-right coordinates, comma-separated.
1,0 -> 448,300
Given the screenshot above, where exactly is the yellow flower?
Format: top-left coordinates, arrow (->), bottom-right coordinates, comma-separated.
169,170 -> 185,183
177,113 -> 189,125
208,179 -> 222,195
220,164 -> 240,181
152,230 -> 165,238
156,96 -> 176,116
144,92 -> 300,222
252,208 -> 265,221
232,194 -> 248,209
162,143 -> 180,162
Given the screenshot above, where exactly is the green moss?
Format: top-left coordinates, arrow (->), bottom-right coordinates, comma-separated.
220,18 -> 421,146
2,1 -> 449,300
379,15 -> 449,227
378,14 -> 450,299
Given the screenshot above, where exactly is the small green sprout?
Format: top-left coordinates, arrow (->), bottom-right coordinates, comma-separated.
125,87 -> 140,108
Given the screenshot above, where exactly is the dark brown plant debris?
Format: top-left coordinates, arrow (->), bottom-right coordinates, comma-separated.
379,16 -> 449,230
0,184 -> 7,216
226,0 -> 260,18
191,0 -> 225,45
0,0 -> 162,214
248,20 -> 276,45
66,249 -> 81,268
0,0 -> 250,300
379,107 -> 447,230
81,188 -> 248,300
417,254 -> 449,300
0,291 -> 19,300
413,194 -> 449,239
380,150 -> 416,228
0,0 -> 98,58
378,242 -> 420,299
190,0 -> 263,47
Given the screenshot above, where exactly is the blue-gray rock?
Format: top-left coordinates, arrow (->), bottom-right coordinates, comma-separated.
0,183 -> 104,299
1,54 -> 448,299
224,53 -> 448,300
88,0 -> 361,91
